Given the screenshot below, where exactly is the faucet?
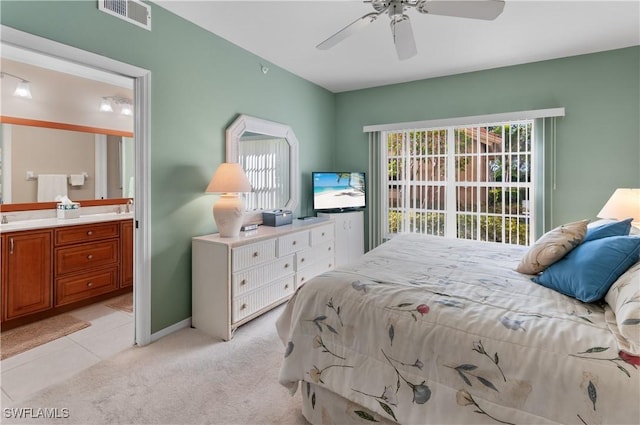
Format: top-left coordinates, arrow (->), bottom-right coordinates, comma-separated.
1,215 -> 7,224
126,199 -> 134,213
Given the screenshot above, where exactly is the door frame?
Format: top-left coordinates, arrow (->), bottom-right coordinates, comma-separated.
1,25 -> 152,346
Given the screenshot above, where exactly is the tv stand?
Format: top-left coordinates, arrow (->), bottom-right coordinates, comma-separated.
317,210 -> 364,267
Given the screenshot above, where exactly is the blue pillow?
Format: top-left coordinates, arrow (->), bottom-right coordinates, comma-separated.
584,218 -> 632,242
532,236 -> 640,302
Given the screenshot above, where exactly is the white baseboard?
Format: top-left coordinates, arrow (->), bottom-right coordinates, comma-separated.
150,317 -> 192,343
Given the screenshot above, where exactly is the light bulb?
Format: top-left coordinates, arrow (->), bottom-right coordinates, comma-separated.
100,98 -> 113,112
14,81 -> 32,98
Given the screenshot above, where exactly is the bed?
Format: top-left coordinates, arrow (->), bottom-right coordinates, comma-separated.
276,230 -> 640,425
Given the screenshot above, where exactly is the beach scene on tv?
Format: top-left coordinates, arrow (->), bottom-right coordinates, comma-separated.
313,172 -> 365,210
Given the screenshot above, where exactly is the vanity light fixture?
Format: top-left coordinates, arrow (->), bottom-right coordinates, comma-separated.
100,96 -> 133,115
1,71 -> 33,98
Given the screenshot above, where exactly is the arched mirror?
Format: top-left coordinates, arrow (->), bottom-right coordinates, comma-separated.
226,114 -> 299,220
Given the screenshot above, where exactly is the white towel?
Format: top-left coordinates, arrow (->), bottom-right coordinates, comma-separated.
68,174 -> 85,187
37,174 -> 68,202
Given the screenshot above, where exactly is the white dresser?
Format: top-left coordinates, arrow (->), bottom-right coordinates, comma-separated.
192,218 -> 335,340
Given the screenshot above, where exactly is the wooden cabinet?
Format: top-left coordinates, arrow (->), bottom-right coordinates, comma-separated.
192,219 -> 335,341
0,219 -> 133,328
317,211 -> 364,267
120,220 -> 134,288
2,230 -> 53,321
54,223 -> 121,307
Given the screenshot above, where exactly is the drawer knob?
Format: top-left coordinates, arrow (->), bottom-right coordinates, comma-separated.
241,303 -> 247,310
300,258 -> 305,263
285,284 -> 289,290
301,277 -> 305,282
240,279 -> 247,286
328,247 -> 332,251
87,231 -> 93,236
322,232 -> 325,236
87,282 -> 93,287
285,263 -> 289,268
87,254 -> 94,260
253,252 -> 259,257
292,241 -> 297,245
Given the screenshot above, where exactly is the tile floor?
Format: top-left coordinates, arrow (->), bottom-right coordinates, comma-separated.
0,294 -> 134,407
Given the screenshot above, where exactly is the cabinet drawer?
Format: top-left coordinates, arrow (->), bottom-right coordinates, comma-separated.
232,240 -> 276,270
55,266 -> 119,306
55,222 -> 120,246
310,224 -> 334,246
55,239 -> 119,275
296,241 -> 334,269
232,275 -> 295,323
277,231 -> 310,257
297,258 -> 335,287
232,255 -> 295,297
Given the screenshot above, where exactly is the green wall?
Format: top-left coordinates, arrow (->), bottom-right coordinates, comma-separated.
334,46 -> 640,228
0,1 -> 335,333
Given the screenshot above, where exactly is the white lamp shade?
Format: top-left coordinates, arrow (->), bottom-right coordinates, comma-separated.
597,188 -> 640,224
206,163 -> 251,194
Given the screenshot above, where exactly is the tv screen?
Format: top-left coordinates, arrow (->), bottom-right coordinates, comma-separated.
312,172 -> 366,211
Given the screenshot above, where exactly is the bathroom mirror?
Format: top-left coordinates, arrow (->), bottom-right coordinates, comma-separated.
0,43 -> 134,207
226,114 -> 299,220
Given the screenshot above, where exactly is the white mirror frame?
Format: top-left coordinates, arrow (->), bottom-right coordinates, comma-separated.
226,114 -> 299,217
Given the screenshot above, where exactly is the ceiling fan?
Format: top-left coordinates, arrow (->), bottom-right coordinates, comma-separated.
317,0 -> 505,61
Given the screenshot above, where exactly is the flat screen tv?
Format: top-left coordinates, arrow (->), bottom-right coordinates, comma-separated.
312,172 -> 366,212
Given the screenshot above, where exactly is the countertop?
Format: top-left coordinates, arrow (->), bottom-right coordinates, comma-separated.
0,212 -> 134,233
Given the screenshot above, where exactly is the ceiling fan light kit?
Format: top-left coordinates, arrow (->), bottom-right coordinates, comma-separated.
317,0 -> 505,60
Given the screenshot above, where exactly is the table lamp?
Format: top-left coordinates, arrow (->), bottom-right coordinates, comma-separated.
206,163 -> 252,237
597,188 -> 640,228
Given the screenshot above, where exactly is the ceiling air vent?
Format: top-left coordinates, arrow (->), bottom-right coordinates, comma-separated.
98,0 -> 151,31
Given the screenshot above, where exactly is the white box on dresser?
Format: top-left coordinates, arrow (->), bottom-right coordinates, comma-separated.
192,218 -> 335,341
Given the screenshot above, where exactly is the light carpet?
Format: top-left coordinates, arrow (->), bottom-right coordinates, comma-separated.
1,314 -> 90,360
3,305 -> 306,425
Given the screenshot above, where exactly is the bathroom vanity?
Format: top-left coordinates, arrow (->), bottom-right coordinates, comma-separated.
1,212 -> 133,329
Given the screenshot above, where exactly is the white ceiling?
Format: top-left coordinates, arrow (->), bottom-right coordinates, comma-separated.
156,0 -> 640,93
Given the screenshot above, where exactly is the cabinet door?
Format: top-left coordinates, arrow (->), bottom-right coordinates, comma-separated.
121,220 -> 134,288
331,211 -> 364,267
2,230 -> 53,321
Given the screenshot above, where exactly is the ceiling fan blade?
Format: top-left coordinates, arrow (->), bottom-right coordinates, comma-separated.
317,12 -> 381,50
417,0 -> 505,20
390,15 -> 417,61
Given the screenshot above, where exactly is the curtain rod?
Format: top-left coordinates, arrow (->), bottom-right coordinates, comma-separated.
363,107 -> 565,133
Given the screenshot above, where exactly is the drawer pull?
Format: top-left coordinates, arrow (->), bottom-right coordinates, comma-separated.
253,252 -> 259,257
285,284 -> 289,290
87,254 -> 94,260
87,230 -> 93,236
87,281 -> 93,287
300,257 -> 305,263
240,279 -> 247,286
328,247 -> 332,251
300,276 -> 305,282
292,241 -> 297,245
240,303 -> 247,310
322,232 -> 325,236
284,263 -> 290,269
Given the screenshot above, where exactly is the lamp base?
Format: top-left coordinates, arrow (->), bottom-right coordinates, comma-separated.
213,194 -> 244,237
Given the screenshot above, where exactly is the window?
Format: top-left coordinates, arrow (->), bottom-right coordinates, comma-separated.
382,121 -> 534,245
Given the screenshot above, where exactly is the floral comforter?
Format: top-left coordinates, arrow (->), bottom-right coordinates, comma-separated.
276,234 -> 640,425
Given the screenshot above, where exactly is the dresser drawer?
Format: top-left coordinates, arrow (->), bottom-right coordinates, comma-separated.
296,241 -> 334,269
55,239 -> 119,275
232,240 -> 276,270
277,230 -> 310,257
55,266 -> 119,306
310,224 -> 334,246
232,275 -> 295,323
297,258 -> 335,287
55,222 -> 120,246
232,255 -> 295,297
